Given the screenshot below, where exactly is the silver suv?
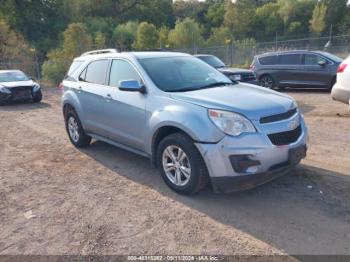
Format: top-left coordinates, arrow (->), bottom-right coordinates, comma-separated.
61,49 -> 308,194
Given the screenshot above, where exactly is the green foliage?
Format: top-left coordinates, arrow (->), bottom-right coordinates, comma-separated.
168,18 -> 204,48
158,26 -> 170,48
309,3 -> 327,36
206,27 -> 233,46
224,0 -> 257,38
41,23 -> 92,85
113,22 -> 138,51
0,19 -> 35,75
133,22 -> 159,50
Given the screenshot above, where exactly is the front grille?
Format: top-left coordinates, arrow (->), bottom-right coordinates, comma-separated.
10,86 -> 33,91
260,108 -> 297,124
268,125 -> 302,145
12,89 -> 32,100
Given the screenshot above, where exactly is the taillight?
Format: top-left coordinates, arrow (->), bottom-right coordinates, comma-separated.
57,83 -> 64,90
337,63 -> 347,73
250,64 -> 255,70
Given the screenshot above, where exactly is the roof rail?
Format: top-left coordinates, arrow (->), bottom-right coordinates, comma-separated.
81,49 -> 118,56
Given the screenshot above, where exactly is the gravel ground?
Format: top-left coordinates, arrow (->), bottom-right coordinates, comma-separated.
0,88 -> 349,257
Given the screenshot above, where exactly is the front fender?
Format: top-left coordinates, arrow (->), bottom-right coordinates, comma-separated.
145,102 -> 224,154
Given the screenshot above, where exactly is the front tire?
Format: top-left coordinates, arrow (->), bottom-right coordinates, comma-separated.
64,108 -> 91,148
260,74 -> 275,89
157,133 -> 208,195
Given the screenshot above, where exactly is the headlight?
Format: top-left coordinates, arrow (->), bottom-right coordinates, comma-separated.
33,84 -> 41,92
208,109 -> 256,136
230,74 -> 242,81
0,85 -> 11,94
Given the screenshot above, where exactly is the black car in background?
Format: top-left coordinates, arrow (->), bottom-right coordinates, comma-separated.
0,70 -> 42,105
195,54 -> 258,84
251,50 -> 343,90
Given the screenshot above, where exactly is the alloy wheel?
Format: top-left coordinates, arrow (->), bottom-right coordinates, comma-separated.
68,116 -> 80,143
162,145 -> 191,186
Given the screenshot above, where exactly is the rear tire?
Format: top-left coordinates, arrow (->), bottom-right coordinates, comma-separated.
260,74 -> 275,89
157,132 -> 208,195
64,108 -> 91,148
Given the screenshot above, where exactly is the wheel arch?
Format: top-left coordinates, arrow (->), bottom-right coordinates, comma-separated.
151,125 -> 194,168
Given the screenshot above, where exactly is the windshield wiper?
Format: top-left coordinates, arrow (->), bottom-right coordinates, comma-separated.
168,82 -> 233,93
199,82 -> 234,89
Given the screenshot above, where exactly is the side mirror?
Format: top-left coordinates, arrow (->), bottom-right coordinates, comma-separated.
318,60 -> 326,67
118,80 -> 146,93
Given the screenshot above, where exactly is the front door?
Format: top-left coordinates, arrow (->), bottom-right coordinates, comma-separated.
301,54 -> 331,88
105,59 -> 146,151
277,53 -> 304,88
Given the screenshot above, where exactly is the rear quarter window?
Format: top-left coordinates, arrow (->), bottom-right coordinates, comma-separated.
67,61 -> 83,76
258,55 -> 277,65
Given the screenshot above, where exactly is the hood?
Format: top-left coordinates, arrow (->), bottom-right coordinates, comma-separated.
218,67 -> 254,74
0,80 -> 35,88
170,83 -> 295,120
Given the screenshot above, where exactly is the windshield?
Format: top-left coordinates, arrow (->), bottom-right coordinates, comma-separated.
139,56 -> 231,92
197,55 -> 225,68
0,71 -> 29,82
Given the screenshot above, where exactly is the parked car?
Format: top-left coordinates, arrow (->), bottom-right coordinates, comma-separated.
0,70 -> 42,105
251,50 -> 343,90
195,54 -> 258,85
61,49 -> 308,194
331,56 -> 350,105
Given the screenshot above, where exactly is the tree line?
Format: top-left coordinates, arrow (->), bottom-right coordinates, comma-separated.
0,0 -> 349,85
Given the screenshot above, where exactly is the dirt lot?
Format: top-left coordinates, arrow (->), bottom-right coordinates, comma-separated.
0,89 -> 350,257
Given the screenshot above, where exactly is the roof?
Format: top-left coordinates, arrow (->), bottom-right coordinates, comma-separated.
194,54 -> 213,57
257,50 -> 333,57
75,51 -> 191,61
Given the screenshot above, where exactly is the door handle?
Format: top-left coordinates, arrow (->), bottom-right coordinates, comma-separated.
77,86 -> 82,93
105,93 -> 112,102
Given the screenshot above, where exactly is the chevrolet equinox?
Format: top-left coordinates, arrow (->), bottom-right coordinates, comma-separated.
61,49 -> 308,194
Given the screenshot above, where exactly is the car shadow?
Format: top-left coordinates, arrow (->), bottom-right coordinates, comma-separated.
279,88 -> 330,94
0,101 -> 51,111
79,140 -> 350,255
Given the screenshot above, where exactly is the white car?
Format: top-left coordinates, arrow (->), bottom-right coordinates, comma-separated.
331,56 -> 350,106
0,70 -> 42,105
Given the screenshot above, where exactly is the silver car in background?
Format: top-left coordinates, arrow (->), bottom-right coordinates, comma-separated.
61,50 -> 308,194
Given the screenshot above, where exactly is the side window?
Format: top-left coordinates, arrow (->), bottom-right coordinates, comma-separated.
80,60 -> 109,85
259,55 -> 277,65
304,54 -> 327,65
279,54 -> 302,65
109,59 -> 141,87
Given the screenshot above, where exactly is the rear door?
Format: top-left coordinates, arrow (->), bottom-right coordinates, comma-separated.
77,59 -> 112,136
277,53 -> 304,87
301,54 -> 332,88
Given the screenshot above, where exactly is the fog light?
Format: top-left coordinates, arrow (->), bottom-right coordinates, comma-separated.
229,155 -> 261,173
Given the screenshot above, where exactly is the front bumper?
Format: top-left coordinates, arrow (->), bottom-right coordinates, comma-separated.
0,86 -> 40,103
195,115 -> 308,193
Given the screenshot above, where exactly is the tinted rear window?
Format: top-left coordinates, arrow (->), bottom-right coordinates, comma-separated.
259,55 -> 277,65
279,54 -> 302,65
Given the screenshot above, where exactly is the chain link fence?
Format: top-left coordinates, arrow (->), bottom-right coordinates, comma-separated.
1,35 -> 349,85
174,34 -> 350,67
